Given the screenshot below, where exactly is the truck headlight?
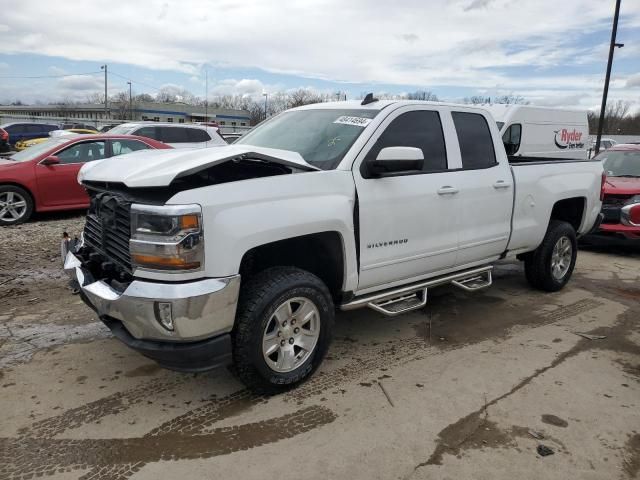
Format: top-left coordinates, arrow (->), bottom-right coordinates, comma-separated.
130,204 -> 204,272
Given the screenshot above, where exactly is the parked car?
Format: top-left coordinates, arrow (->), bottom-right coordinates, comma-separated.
486,105 -> 589,159
0,122 -> 59,148
0,135 -> 171,225
15,128 -> 99,151
592,144 -> 640,240
0,128 -> 9,153
65,99 -> 603,393
107,122 -> 226,148
61,123 -> 97,131
99,124 -> 120,133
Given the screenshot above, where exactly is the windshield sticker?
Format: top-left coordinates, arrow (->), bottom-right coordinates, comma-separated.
333,116 -> 372,127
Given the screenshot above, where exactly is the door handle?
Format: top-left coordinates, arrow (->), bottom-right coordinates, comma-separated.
493,180 -> 511,189
437,186 -> 459,195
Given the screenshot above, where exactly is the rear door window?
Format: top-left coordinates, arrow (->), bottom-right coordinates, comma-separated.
186,128 -> 211,142
452,112 -> 497,169
159,127 -> 189,143
364,110 -> 448,174
27,125 -> 43,134
134,126 -> 159,140
110,139 -> 152,157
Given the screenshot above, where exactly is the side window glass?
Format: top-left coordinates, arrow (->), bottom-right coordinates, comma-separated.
186,128 -> 210,142
365,110 -> 447,173
56,141 -> 106,164
160,127 -> 189,143
452,112 -> 497,169
134,126 -> 159,140
502,123 -> 522,155
111,140 -> 150,157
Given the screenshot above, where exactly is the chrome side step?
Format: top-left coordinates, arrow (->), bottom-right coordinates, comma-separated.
341,265 -> 493,317
368,288 -> 428,316
451,270 -> 492,292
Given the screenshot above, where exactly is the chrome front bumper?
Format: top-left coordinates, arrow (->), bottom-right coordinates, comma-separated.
64,251 -> 241,343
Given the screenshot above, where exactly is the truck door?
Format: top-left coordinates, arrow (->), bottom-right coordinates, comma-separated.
449,111 -> 512,266
353,106 -> 460,291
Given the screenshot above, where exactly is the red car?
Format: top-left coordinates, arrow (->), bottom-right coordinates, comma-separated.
0,135 -> 170,225
595,144 -> 640,240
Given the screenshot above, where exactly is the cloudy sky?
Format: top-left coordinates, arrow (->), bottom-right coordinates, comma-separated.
1,0 -> 639,111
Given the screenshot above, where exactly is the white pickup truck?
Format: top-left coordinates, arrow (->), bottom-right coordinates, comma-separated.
64,98 -> 604,393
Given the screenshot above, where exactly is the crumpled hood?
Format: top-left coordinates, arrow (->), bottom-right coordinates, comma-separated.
78,145 -> 320,187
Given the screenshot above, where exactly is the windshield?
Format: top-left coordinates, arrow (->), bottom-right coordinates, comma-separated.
596,150 -> 640,177
9,138 -> 70,162
235,109 -> 379,169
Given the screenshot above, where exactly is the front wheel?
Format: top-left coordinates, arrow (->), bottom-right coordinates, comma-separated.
232,267 -> 334,394
0,185 -> 34,226
524,220 -> 577,292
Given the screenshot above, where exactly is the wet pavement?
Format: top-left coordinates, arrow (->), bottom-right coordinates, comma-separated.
1,215 -> 639,480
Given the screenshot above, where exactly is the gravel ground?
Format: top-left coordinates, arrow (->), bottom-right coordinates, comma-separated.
1,216 -> 639,480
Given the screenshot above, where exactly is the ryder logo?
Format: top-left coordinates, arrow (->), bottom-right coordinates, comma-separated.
554,128 -> 585,150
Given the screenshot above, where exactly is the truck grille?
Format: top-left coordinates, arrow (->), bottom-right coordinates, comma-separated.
83,192 -> 133,274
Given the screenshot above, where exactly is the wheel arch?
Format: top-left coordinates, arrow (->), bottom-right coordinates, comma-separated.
239,231 -> 347,302
549,196 -> 586,232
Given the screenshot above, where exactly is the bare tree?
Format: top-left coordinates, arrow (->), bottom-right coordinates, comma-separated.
463,95 -> 491,104
406,90 -> 439,101
589,100 -> 634,134
86,92 -> 105,104
493,94 -> 529,105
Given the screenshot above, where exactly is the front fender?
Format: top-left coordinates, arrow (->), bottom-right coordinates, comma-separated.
167,170 -> 359,291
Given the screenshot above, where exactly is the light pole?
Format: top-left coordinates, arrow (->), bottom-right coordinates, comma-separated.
595,0 -> 623,155
127,81 -> 132,120
263,92 -> 268,121
203,68 -> 209,123
100,64 -> 108,120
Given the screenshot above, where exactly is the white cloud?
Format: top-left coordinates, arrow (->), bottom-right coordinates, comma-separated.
0,0 -> 639,111
57,74 -> 102,91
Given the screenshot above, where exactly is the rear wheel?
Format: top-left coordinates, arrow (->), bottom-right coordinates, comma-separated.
525,220 -> 577,292
232,267 -> 334,394
0,185 -> 33,226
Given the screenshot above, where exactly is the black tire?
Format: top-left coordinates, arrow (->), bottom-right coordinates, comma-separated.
0,185 -> 34,226
524,220 -> 577,292
232,266 -> 334,394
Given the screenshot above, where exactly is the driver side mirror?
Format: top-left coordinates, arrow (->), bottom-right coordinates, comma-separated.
41,155 -> 60,166
370,147 -> 424,177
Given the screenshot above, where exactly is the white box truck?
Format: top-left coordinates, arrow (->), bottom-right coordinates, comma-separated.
486,105 -> 589,160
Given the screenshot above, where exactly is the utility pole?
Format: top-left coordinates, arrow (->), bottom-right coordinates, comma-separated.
127,81 -> 132,120
595,0 -> 624,155
205,68 -> 208,123
100,64 -> 108,120
263,92 -> 268,121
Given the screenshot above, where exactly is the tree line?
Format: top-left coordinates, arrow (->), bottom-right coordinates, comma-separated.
4,88 -> 638,133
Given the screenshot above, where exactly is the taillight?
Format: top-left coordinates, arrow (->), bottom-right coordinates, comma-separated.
0,129 -> 7,141
600,172 -> 606,201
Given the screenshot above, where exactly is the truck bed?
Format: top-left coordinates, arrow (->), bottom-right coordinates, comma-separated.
508,155 -> 598,165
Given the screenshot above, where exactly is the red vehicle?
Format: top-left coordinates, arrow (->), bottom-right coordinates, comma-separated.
0,135 -> 171,225
594,144 -> 640,240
